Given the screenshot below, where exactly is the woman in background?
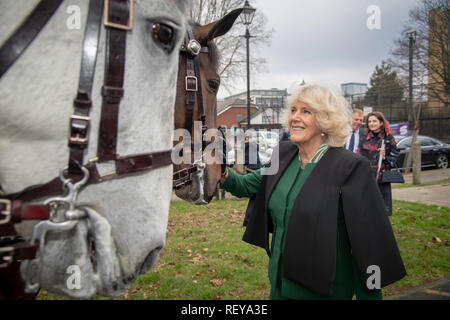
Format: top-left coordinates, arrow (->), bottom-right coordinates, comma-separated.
358,111 -> 400,216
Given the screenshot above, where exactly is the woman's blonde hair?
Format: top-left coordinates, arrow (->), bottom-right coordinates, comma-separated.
282,84 -> 352,147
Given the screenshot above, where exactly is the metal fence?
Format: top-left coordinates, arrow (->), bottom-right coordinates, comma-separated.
346,93 -> 450,143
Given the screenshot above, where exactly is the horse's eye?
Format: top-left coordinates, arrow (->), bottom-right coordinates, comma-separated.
208,80 -> 220,93
152,23 -> 174,45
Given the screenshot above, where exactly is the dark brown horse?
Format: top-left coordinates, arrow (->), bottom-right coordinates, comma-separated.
173,9 -> 242,204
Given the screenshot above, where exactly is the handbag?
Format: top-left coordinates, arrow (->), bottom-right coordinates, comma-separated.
381,168 -> 405,183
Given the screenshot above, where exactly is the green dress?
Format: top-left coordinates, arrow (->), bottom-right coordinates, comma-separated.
221,146 -> 382,300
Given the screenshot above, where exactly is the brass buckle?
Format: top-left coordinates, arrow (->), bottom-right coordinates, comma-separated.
0,247 -> 14,268
185,76 -> 198,92
0,199 -> 11,225
104,0 -> 133,31
69,115 -> 90,145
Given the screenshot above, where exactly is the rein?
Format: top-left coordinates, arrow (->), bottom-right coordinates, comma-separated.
0,0 -> 173,271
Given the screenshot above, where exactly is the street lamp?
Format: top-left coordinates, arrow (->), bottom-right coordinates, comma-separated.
240,0 -> 256,129
406,29 -> 416,133
405,29 -> 421,182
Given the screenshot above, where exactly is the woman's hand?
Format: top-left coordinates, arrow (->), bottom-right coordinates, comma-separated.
220,168 -> 229,184
378,148 -> 386,160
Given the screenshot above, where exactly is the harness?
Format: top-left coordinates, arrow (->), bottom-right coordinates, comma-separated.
172,29 -> 227,190
0,0 -> 173,271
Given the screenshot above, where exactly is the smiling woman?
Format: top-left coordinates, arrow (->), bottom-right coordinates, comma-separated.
219,84 -> 406,300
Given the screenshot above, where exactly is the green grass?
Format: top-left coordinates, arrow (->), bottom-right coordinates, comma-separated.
38,199 -> 449,300
117,199 -> 271,300
383,200 -> 450,297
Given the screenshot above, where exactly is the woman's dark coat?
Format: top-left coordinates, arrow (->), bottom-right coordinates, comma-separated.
243,141 -> 406,296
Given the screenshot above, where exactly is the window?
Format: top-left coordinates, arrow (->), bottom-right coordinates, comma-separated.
417,137 -> 434,146
398,137 -> 412,148
430,138 -> 443,145
272,97 -> 283,107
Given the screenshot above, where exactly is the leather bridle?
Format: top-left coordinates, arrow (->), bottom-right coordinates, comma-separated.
172,27 -> 227,190
0,0 -> 173,269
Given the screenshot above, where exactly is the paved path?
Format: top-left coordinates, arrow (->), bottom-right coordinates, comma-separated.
392,168 -> 450,207
392,184 -> 450,207
390,276 -> 450,300
402,168 -> 450,184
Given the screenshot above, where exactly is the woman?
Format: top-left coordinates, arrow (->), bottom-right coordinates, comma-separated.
220,85 -> 406,300
358,112 -> 399,216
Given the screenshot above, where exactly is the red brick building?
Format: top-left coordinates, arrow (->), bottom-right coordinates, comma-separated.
217,98 -> 258,129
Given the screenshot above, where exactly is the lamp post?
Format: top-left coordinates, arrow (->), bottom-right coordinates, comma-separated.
406,29 -> 416,133
240,0 -> 256,129
405,29 -> 421,182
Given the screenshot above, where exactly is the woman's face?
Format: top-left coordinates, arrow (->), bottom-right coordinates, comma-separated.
289,101 -> 323,145
368,115 -> 383,133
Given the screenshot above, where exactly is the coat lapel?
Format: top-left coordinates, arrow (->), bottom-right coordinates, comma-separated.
264,141 -> 299,208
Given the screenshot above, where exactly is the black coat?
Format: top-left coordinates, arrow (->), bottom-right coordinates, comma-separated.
243,141 -> 406,296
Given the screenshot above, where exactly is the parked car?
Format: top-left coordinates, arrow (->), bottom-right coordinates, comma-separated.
395,135 -> 450,170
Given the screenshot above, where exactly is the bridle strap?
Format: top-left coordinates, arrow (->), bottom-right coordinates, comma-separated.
97,0 -> 130,161
184,28 -> 206,137
173,26 -> 210,190
184,57 -> 196,136
0,0 -> 64,78
68,0 -> 105,175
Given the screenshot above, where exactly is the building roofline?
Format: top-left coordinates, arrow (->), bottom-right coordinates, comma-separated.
223,88 -> 288,100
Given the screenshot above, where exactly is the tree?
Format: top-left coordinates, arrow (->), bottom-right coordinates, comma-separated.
363,61 -> 405,106
189,0 -> 274,96
387,0 -> 449,178
388,0 -> 449,106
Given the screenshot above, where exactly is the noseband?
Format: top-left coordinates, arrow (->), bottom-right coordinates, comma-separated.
172,27 -> 227,191
0,0 -> 172,271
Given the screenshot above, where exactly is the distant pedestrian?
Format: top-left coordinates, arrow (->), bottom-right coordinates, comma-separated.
358,111 -> 400,216
345,109 -> 364,153
279,128 -> 291,141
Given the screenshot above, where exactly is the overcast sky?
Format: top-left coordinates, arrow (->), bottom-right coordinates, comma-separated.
217,0 -> 419,98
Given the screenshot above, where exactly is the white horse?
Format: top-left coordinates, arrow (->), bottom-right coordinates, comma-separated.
0,0 -> 187,298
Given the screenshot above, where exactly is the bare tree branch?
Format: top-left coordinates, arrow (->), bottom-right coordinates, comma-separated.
189,0 -> 274,95
388,0 -> 449,105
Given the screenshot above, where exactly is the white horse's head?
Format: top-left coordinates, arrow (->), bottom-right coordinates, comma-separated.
0,0 -> 187,298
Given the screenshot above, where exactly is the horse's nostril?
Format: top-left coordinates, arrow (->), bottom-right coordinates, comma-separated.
139,246 -> 163,275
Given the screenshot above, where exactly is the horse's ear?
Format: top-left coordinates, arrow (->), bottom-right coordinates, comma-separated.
196,8 -> 243,44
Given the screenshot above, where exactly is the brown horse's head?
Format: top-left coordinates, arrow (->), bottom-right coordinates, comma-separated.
173,9 -> 242,204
